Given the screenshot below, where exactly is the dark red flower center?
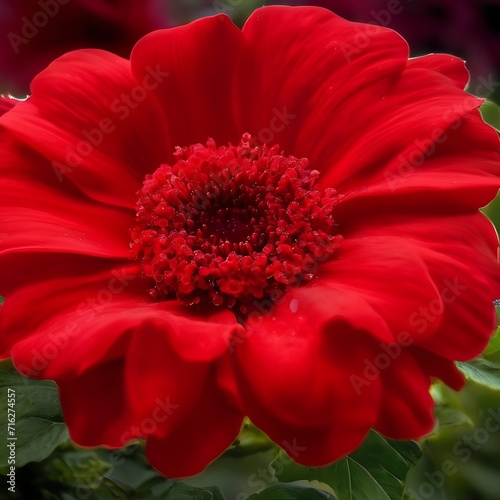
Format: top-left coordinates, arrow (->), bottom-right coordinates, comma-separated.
130,133 -> 342,308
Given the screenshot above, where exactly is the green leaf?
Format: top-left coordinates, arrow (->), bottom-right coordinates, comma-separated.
34,447 -> 136,499
274,431 -> 422,500
434,405 -> 473,432
480,100 -> 500,132
0,359 -> 68,469
104,445 -> 225,499
40,448 -> 112,488
33,446 -> 125,499
456,358 -> 500,390
30,443 -> 227,499
249,484 -> 335,499
482,194 -> 500,233
145,482 -> 226,499
484,326 -> 500,357
226,418 -> 276,456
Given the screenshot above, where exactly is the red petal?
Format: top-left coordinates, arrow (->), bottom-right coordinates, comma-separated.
335,109 -> 500,215
236,6 -> 408,159
158,306 -> 244,362
57,359 -> 136,447
130,15 -> 244,150
145,368 -> 243,478
8,289 -> 240,375
1,50 -> 169,208
123,305 -> 243,432
344,213 -> 499,361
374,349 -> 435,439
9,295 -> 242,456
233,293 -> 382,465
318,235 -> 443,342
407,54 -> 470,88
124,316 -> 207,436
0,143 -> 133,261
414,249 -> 498,360
235,6 -> 498,210
411,348 -> 465,391
317,74 -> 494,193
1,262 -> 139,357
7,271 -> 141,374
0,96 -> 18,116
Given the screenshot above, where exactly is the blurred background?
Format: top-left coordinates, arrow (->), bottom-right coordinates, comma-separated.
1,1 -> 499,499
1,0 -> 500,102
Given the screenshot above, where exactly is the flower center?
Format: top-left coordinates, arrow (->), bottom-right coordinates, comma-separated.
130,133 -> 342,307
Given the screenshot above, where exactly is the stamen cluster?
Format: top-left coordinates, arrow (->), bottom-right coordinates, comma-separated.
130,134 -> 342,307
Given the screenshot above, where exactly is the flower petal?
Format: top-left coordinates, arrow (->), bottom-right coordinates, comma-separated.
335,109 -> 500,215
1,49 -> 169,207
235,6 -> 499,210
316,74 -> 493,193
10,294 -> 242,455
234,302 -> 382,465
342,212 -> 499,360
0,138 -> 134,262
406,54 -> 470,89
145,369 -> 243,478
57,359 -> 136,447
124,315 -> 207,437
318,235 -> 443,342
123,305 -> 243,433
131,14 -> 244,149
0,95 -> 18,116
159,306 -> 244,362
236,6 -> 408,159
6,267 -> 142,373
374,349 -> 435,439
411,348 -> 464,391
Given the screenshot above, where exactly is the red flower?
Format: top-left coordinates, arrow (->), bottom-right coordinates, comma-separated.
0,0 -> 170,95
279,0 -> 500,93
0,96 -> 18,116
1,6 -> 499,477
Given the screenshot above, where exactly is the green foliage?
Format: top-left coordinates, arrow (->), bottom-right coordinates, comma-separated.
273,431 -> 422,500
484,327 -> 500,358
433,405 -> 473,432
480,100 -> 500,132
0,359 -> 68,470
456,358 -> 500,391
249,484 -> 335,499
226,418 -> 276,457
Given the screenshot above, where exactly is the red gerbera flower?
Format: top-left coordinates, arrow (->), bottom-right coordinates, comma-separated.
1,6 -> 499,478
0,96 -> 18,116
0,0 -> 170,95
